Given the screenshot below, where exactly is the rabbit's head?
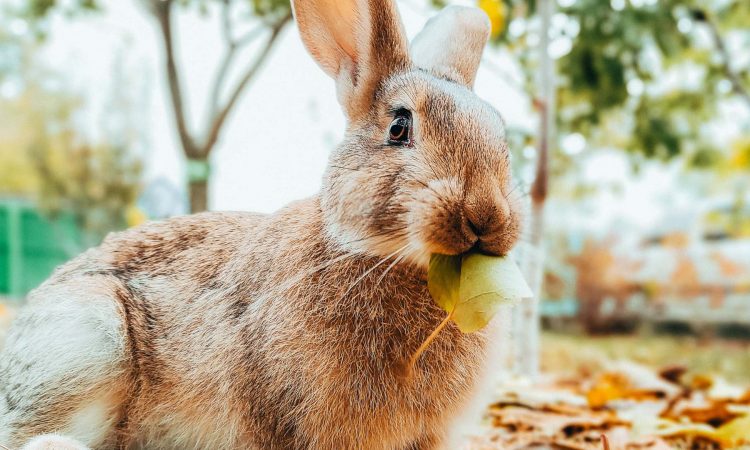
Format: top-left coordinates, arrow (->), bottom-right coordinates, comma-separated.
294,0 -> 522,266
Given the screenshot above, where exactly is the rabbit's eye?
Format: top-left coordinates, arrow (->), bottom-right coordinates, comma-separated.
388,111 -> 412,145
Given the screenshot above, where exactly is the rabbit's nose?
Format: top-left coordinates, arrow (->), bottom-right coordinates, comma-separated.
466,215 -> 487,236
463,190 -> 512,255
465,189 -> 510,234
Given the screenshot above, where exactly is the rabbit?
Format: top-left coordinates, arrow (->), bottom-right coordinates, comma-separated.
0,0 -> 522,448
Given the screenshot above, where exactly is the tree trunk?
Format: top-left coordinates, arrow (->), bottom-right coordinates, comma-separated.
512,0 -> 555,381
188,179 -> 208,214
514,200 -> 546,378
185,156 -> 211,213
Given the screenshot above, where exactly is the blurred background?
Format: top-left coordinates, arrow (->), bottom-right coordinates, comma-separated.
0,0 -> 749,384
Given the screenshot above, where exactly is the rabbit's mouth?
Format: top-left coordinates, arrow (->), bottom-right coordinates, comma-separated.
405,177 -> 522,265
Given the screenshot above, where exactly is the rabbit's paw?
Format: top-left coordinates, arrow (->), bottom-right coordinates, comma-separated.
20,434 -> 90,450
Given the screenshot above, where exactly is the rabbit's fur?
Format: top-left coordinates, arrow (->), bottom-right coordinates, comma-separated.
0,1 -> 522,449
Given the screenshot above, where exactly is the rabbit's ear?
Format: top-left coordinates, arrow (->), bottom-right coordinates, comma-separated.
410,6 -> 490,89
293,0 -> 410,118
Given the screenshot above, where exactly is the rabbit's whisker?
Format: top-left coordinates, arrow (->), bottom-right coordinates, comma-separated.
271,252 -> 355,296
506,182 -> 526,197
339,244 -> 409,301
373,251 -> 408,290
340,227 -> 407,247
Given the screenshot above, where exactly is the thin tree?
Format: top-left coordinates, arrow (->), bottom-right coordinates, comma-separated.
17,0 -> 293,212
145,0 -> 292,212
15,0 -> 292,212
514,0 -> 555,379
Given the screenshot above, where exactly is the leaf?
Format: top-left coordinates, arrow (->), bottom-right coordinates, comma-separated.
714,413 -> 750,446
655,413 -> 750,447
427,254 -> 461,313
478,0 -> 506,37
427,252 -> 533,333
587,373 -> 631,408
460,253 -> 533,303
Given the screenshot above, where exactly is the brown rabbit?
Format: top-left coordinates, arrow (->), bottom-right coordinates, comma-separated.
0,0 -> 522,448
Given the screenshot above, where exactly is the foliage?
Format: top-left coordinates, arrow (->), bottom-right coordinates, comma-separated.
0,27 -> 143,243
0,85 -> 142,243
32,133 -> 142,244
475,0 -> 750,172
477,353 -> 750,448
478,0 -> 507,37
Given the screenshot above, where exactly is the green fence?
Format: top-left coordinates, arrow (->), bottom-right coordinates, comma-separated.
0,200 -> 83,299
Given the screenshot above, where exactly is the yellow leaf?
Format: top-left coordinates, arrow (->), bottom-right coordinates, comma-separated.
478,0 -> 506,37
125,205 -> 147,227
427,253 -> 461,313
656,413 -> 750,447
410,253 -> 531,374
586,371 -> 667,408
714,413 -> 750,447
587,373 -> 630,408
456,253 -> 532,332
729,136 -> 750,170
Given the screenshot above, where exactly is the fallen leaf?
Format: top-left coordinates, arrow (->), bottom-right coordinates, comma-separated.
658,365 -> 687,384
713,412 -> 750,447
587,373 -> 666,408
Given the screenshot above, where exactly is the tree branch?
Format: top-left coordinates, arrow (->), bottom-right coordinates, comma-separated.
208,3 -> 280,137
208,0 -> 239,120
530,98 -> 549,206
235,24 -> 266,47
201,13 -> 291,154
697,9 -> 750,110
152,0 -> 199,157
220,0 -> 234,46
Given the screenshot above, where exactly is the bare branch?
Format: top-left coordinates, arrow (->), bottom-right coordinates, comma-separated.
698,10 -> 750,110
218,0 -> 265,47
209,52 -> 236,121
209,3 -> 268,126
220,0 -> 234,46
235,24 -> 266,48
152,0 -> 199,157
209,0 -> 239,120
202,13 -> 292,154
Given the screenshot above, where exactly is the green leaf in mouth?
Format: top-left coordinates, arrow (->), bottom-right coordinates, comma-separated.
407,252 -> 533,374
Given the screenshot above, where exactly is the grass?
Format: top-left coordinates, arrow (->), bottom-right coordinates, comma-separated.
541,331 -> 750,385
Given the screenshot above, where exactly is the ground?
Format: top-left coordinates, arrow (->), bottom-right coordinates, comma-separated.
466,331 -> 750,449
541,332 -> 750,385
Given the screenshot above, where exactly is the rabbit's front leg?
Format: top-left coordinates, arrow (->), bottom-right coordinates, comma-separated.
20,434 -> 90,450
